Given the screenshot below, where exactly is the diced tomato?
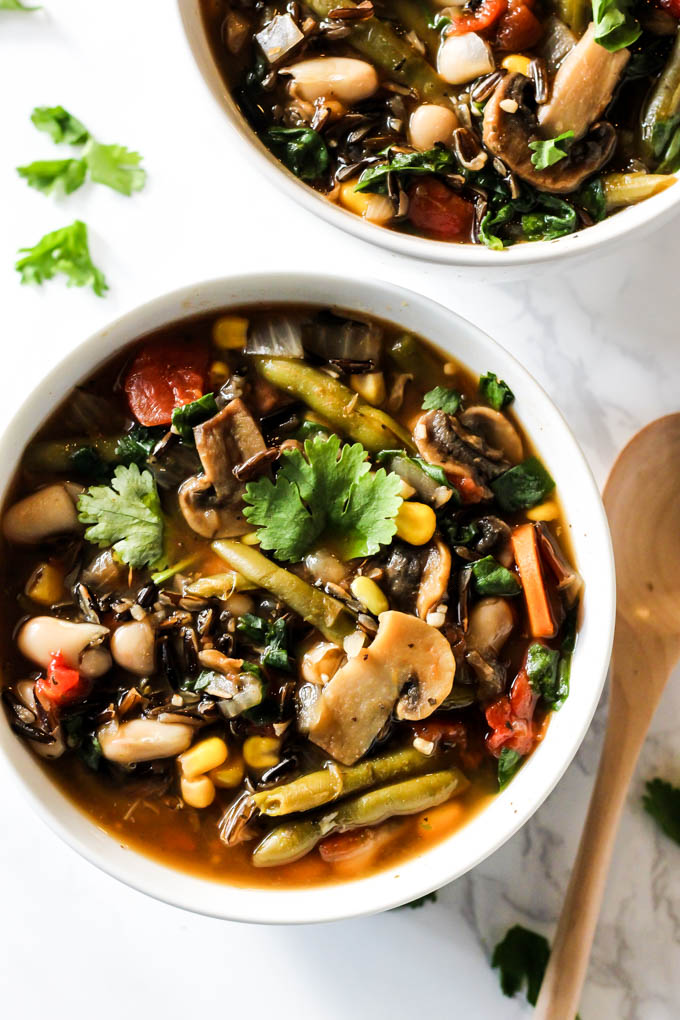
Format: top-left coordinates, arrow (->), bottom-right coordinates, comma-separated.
656,0 -> 680,16
446,0 -> 507,35
124,339 -> 209,427
408,179 -> 475,241
35,651 -> 90,707
494,0 -> 544,51
412,718 -> 467,750
485,668 -> 537,757
449,473 -> 489,504
318,828 -> 375,863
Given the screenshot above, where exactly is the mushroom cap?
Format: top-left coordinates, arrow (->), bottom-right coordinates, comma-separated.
483,73 -> 617,194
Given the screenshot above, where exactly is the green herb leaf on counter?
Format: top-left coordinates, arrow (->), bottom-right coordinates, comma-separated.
0,0 -> 40,9
171,394 -> 218,442
115,425 -> 164,466
471,555 -> 521,597
592,0 -> 641,52
526,642 -> 565,708
479,372 -> 514,411
17,157 -> 87,195
491,456 -> 555,511
237,613 -> 292,672
492,925 -> 551,1006
422,386 -> 462,414
31,105 -> 90,145
15,220 -> 108,296
529,131 -> 574,171
83,140 -> 146,195
77,463 -> 166,569
266,127 -> 329,181
394,891 -> 438,909
643,778 -> 680,846
498,748 -> 523,790
244,433 -> 403,562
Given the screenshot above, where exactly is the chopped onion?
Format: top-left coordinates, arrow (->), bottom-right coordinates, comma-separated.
246,316 -> 304,357
255,14 -> 303,65
301,313 -> 382,365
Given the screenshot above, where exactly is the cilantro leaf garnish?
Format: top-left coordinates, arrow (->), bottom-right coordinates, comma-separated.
77,463 -> 166,569
30,106 -> 89,145
479,371 -> 514,411
243,433 -> 403,562
422,386 -> 462,414
15,220 -> 108,296
17,157 -> 87,195
529,131 -> 575,171
115,425 -> 164,466
492,925 -> 551,1006
643,778 -> 680,846
83,140 -> 146,195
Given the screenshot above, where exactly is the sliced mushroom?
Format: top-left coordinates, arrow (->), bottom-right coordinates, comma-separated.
483,73 -> 617,193
460,406 -> 523,464
110,620 -> 156,676
306,611 -> 455,765
536,521 -> 583,605
416,539 -> 451,620
18,617 -> 111,679
179,398 -> 266,539
414,409 -> 508,487
98,718 -> 193,764
537,23 -> 630,140
3,483 -> 82,545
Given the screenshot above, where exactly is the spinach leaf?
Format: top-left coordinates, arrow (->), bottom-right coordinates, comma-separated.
70,445 -> 110,482
171,393 -> 217,442
422,385 -> 462,414
115,425 -> 164,466
521,194 -> 579,242
576,177 -> 607,222
470,555 -> 521,596
592,0 -> 641,52
491,457 -> 555,511
643,778 -> 680,846
356,145 -> 456,194
498,748 -> 523,790
529,131 -> 574,170
237,613 -> 292,672
526,642 -> 565,708
555,604 -> 578,706
625,36 -> 671,80
651,116 -> 680,173
492,925 -> 551,1005
479,371 -> 514,411
266,127 -> 329,181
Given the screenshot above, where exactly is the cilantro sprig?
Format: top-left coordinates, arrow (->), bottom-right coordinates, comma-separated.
15,220 -> 107,296
643,778 -> 680,845
492,925 -> 551,1006
529,131 -> 575,171
422,386 -> 462,414
77,463 -> 166,569
243,433 -> 403,562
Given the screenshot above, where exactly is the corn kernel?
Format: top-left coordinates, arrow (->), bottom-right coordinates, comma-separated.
24,562 -> 65,606
395,501 -> 437,545
210,757 -> 245,789
350,575 -> 389,616
209,359 -> 230,388
525,500 -> 560,522
241,531 -> 261,546
178,736 -> 228,780
350,371 -> 386,406
339,180 -> 373,217
180,774 -> 216,809
502,54 -> 532,76
213,315 -> 249,350
243,736 -> 280,771
398,479 -> 416,499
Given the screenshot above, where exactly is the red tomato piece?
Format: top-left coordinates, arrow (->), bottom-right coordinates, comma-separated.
657,0 -> 680,15
408,179 -> 475,241
494,0 -> 544,51
124,339 -> 210,426
446,0 -> 507,35
412,718 -> 467,750
485,668 -> 538,757
449,474 -> 489,504
35,651 -> 90,707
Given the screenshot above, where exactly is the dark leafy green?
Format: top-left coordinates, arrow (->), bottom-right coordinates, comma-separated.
576,177 -> 607,222
422,386 -> 462,414
526,642 -> 565,709
30,105 -> 89,145
498,748 -> 523,790
356,145 -> 456,194
183,669 -> 216,693
479,372 -> 514,411
266,127 -> 329,181
491,457 -> 555,511
492,925 -> 551,1006
237,613 -> 292,672
470,556 -> 521,597
294,420 -> 331,442
171,394 -> 218,442
592,0 -> 641,52
115,425 -> 164,466
649,116 -> 680,173
70,445 -> 110,482
556,604 -> 578,706
643,778 -> 680,845
521,194 -> 579,242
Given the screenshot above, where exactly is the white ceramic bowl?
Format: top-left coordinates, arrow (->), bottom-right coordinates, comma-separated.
178,0 -> 679,270
0,273 -> 615,922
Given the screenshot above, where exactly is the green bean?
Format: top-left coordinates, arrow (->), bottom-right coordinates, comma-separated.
252,747 -> 434,817
304,0 -> 454,105
212,539 -> 355,644
252,768 -> 468,867
391,0 -> 442,60
254,356 -> 415,453
548,0 -> 590,36
602,172 -> 675,210
386,334 -> 444,388
641,29 -> 680,165
24,436 -> 120,473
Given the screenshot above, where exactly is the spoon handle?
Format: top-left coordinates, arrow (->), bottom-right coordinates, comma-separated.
533,675 -> 650,1019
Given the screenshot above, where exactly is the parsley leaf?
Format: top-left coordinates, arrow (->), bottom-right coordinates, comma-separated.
529,131 -> 574,170
394,892 -> 438,909
237,613 -> 291,671
526,642 -> 565,708
0,0 -> 39,9
422,386 -> 462,414
479,371 -> 514,411
115,425 -> 164,466
244,433 -> 403,562
83,140 -> 146,195
30,105 -> 89,145
592,0 -> 641,52
77,463 -> 166,569
470,555 -> 521,596
491,456 -> 555,511
17,157 -> 87,195
171,394 -> 217,441
266,127 -> 329,181
643,778 -> 680,846
498,747 -> 523,790
492,925 -> 551,1006
15,220 -> 108,296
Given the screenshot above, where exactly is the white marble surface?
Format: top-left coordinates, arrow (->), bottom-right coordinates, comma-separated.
1,3 -> 679,1017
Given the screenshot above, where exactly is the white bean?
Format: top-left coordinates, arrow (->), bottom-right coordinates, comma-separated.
3,484 -> 82,545
437,33 -> 495,85
466,598 -> 514,658
110,620 -> 156,676
18,617 -> 111,678
409,104 -> 458,151
282,57 -> 379,105
98,718 -> 193,764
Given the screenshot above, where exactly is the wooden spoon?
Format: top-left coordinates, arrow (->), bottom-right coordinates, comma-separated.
534,414 -> 680,1020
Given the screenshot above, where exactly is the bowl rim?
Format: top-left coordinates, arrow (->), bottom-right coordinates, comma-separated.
0,271 -> 616,923
177,0 -> 680,269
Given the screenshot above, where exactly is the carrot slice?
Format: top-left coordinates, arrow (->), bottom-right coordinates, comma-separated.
511,523 -> 556,638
